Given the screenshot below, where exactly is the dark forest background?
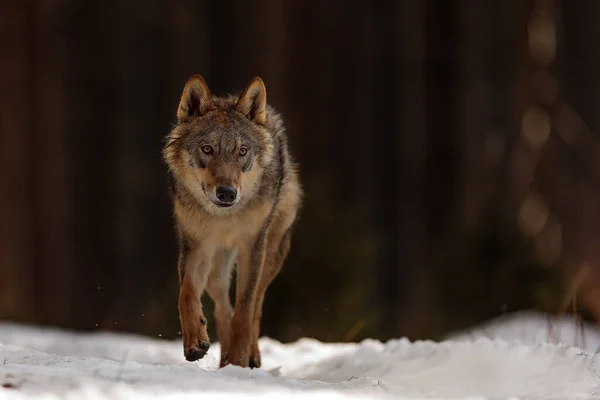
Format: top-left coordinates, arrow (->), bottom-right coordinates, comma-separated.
3,0 -> 600,344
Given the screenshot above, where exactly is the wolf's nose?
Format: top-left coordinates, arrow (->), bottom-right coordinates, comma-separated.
216,186 -> 237,203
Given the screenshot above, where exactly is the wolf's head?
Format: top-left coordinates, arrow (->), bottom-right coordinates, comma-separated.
163,75 -> 275,214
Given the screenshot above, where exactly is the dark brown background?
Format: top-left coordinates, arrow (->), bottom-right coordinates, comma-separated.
2,0 -> 600,343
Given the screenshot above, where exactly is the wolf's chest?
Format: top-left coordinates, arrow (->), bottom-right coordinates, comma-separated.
176,199 -> 272,247
212,202 -> 272,247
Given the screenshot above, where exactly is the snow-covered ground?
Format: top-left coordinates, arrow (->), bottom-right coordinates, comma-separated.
0,311 -> 599,399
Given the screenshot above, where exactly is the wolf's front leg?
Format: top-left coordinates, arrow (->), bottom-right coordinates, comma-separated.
178,245 -> 213,362
224,234 -> 268,367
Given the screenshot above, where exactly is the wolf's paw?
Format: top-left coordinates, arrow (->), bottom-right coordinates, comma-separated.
219,354 -> 229,368
249,357 -> 261,369
184,341 -> 210,362
249,342 -> 261,368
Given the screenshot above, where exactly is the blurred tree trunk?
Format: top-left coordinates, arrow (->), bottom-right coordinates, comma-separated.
283,0 -> 333,176
424,0 -> 460,242
371,0 -> 401,338
421,0 -> 462,335
559,0 -> 600,134
0,0 -> 36,321
30,0 -> 75,327
63,0 -> 122,330
111,0 -> 170,332
231,0 -> 286,102
389,0 -> 428,338
459,0 -> 495,226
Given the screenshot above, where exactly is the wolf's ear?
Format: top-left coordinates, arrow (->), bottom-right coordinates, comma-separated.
177,75 -> 214,122
236,77 -> 267,125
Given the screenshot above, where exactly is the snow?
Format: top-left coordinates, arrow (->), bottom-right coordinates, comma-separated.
0,311 -> 599,399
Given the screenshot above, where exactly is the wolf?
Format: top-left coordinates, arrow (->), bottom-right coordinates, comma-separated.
162,75 -> 302,369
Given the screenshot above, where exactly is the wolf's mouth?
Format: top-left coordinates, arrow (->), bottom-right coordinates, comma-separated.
212,200 -> 234,208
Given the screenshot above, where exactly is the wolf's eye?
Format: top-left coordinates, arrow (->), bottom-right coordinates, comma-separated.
201,145 -> 213,154
239,147 -> 248,156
